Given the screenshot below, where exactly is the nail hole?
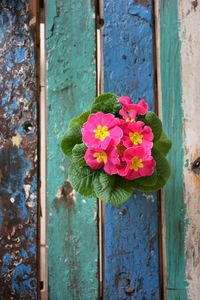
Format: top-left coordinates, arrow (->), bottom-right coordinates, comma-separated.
23,120 -> 34,134
119,208 -> 128,216
192,157 -> 200,175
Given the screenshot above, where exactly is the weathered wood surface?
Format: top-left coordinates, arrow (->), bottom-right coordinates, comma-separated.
0,1 -> 39,299
158,0 -> 187,298
180,2 -> 200,299
103,1 -> 161,298
157,0 -> 200,299
46,1 -> 99,299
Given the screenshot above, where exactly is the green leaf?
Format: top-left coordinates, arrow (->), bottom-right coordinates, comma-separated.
133,168 -> 158,186
68,163 -> 97,198
91,93 -> 121,114
69,111 -> 90,129
72,143 -> 87,166
94,172 -> 133,207
61,126 -> 82,156
131,148 -> 171,192
139,112 -> 162,142
154,130 -> 172,156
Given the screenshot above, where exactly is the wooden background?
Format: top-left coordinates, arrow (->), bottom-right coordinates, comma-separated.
0,0 -> 200,299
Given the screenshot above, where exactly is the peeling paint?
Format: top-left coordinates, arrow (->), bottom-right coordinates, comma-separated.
47,0 -> 98,299
159,0 -> 188,298
0,1 -> 38,298
179,1 -> 200,298
103,1 -> 160,298
11,133 -> 22,147
192,0 -> 198,11
54,180 -> 76,211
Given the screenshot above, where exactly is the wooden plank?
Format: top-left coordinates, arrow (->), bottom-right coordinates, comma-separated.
102,1 -> 161,298
158,1 -> 187,299
179,2 -> 200,299
46,1 -> 99,299
0,1 -> 39,299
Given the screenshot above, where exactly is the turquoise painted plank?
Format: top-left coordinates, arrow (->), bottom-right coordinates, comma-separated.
103,1 -> 161,299
0,1 -> 39,299
46,1 -> 99,299
159,1 -> 187,298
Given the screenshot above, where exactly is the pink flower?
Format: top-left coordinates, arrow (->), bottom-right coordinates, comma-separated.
122,121 -> 153,150
116,161 -> 129,177
123,146 -> 156,180
82,112 -> 123,149
84,141 -> 120,175
119,96 -> 133,106
119,96 -> 148,121
115,141 -> 129,177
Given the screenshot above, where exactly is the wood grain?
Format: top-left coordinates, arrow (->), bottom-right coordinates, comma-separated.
179,2 -> 200,299
103,0 -> 161,298
46,1 -> 99,299
0,1 -> 39,298
159,0 -> 187,298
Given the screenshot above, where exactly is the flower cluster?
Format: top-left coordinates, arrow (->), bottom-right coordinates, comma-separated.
61,93 -> 171,206
81,96 -> 156,180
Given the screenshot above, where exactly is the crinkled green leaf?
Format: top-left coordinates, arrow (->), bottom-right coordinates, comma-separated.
69,111 -> 90,129
61,126 -> 82,156
68,163 -> 97,198
154,130 -> 172,156
139,112 -> 162,142
94,172 -> 133,207
91,93 -> 121,114
72,143 -> 87,166
131,148 -> 171,192
133,168 -> 158,187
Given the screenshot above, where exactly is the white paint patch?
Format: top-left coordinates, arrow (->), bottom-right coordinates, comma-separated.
11,133 -> 22,147
10,197 -> 15,203
23,184 -> 31,199
29,16 -> 36,26
142,193 -> 155,202
59,165 -> 65,172
27,193 -> 36,208
179,2 -> 200,299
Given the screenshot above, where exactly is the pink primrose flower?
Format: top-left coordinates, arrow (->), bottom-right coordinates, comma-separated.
84,141 -> 120,175
115,141 -> 129,177
119,96 -> 148,121
119,96 -> 133,106
81,112 -> 123,149
123,146 -> 156,180
122,121 -> 153,150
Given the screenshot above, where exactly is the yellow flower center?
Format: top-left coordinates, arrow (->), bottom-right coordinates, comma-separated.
94,152 -> 107,164
129,132 -> 143,145
130,157 -> 143,171
125,117 -> 135,122
93,125 -> 110,141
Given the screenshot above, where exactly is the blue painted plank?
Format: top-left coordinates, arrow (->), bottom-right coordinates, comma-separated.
103,1 -> 161,298
0,1 -> 38,299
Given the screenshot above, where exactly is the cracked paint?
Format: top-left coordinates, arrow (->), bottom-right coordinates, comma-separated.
103,1 -> 160,298
47,0 -> 98,299
179,1 -> 200,298
11,133 -> 22,147
0,1 -> 38,299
